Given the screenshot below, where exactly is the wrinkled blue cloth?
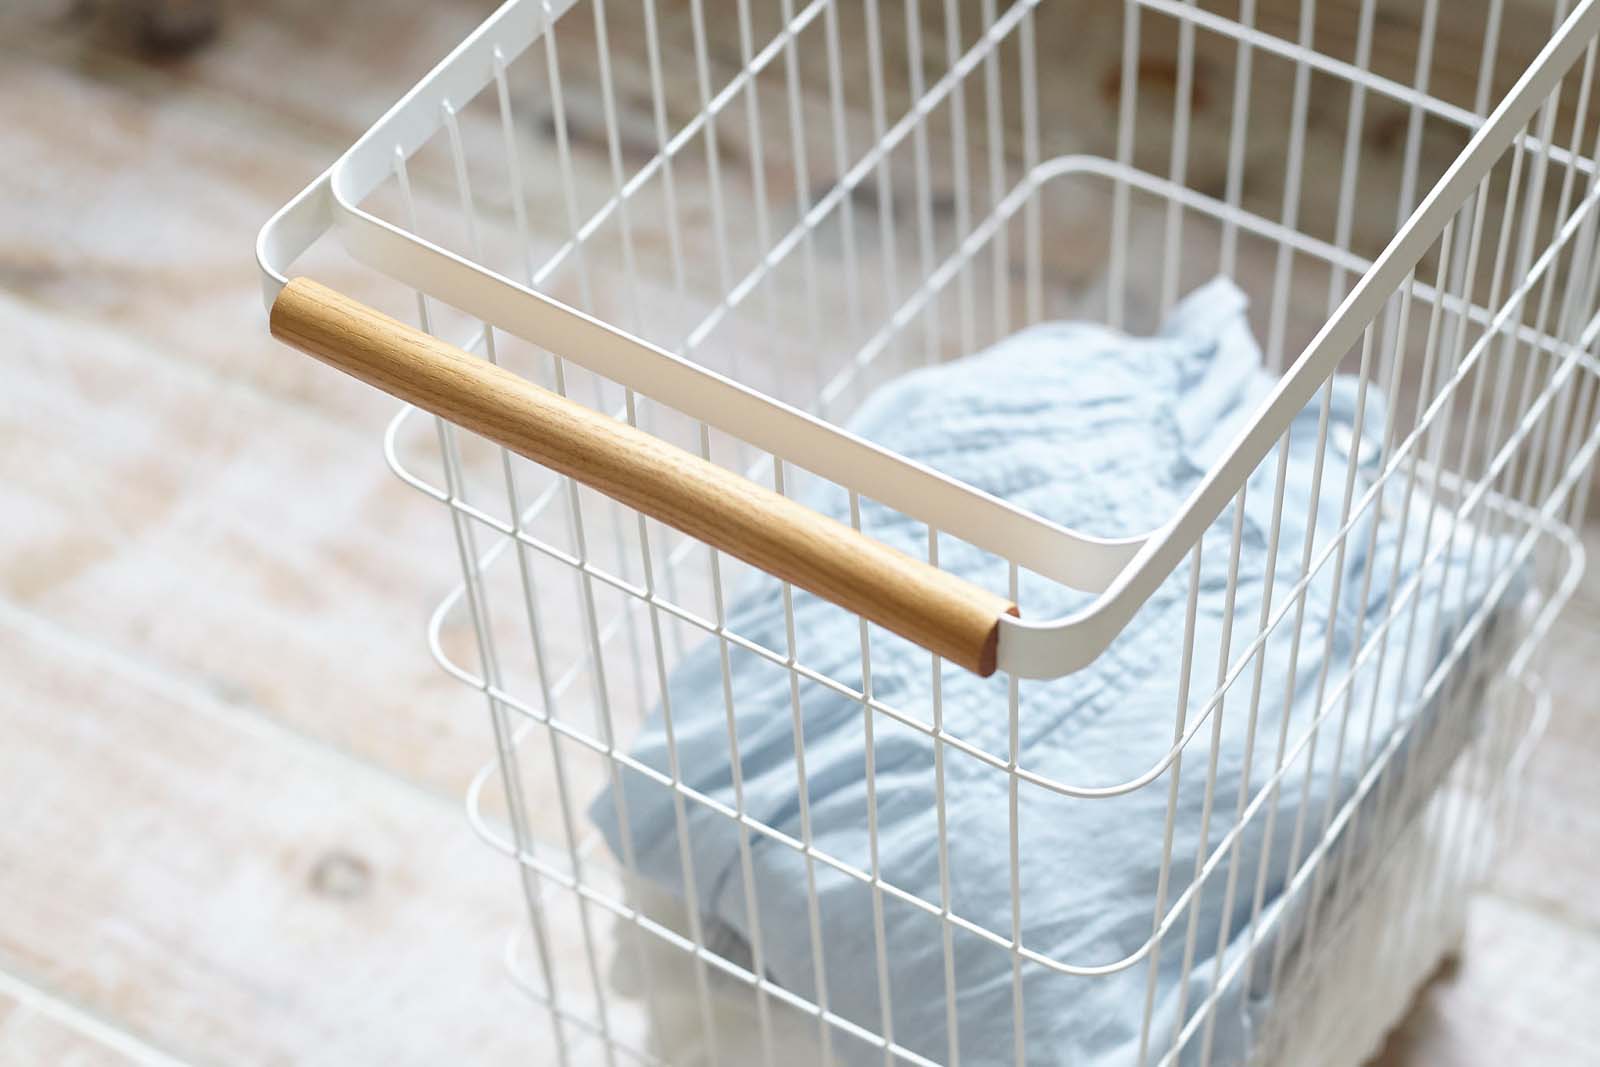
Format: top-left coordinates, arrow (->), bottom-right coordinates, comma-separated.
591,279 -> 1509,1065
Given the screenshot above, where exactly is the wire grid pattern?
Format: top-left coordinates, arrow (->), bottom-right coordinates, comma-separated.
326,0 -> 1600,1064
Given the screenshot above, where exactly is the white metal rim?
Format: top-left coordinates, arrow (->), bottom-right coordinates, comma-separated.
255,0 -> 1600,680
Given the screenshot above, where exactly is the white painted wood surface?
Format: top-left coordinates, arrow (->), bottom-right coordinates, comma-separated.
1,1 -> 1598,1063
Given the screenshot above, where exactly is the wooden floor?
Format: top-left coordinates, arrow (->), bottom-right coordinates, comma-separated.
2,1 -> 1599,1064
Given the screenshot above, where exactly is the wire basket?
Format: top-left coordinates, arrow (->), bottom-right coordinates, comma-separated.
259,1 -> 1600,1064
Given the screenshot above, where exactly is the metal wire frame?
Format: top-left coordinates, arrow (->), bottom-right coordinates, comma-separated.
261,0 -> 1600,1063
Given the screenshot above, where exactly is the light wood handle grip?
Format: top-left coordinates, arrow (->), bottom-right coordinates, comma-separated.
270,278 -> 1017,675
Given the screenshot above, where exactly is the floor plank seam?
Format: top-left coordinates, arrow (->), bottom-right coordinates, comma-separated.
0,280 -> 419,454
2,31 -> 364,171
3,28 -> 520,230
0,952 -> 197,1067
1483,883 -> 1600,942
0,595 -> 490,832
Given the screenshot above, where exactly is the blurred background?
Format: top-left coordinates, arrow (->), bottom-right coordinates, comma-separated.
2,0 -> 1599,1064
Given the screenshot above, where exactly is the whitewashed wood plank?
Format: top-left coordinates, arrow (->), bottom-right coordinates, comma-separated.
0,0 -> 497,146
0,40 -> 825,420
0,46 -> 442,425
0,1004 -> 135,1067
0,602 -> 567,1066
1371,894 -> 1600,1065
0,288 -> 502,801
0,968 -> 181,1067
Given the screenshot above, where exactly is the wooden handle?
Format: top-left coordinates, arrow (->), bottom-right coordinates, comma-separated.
271,278 -> 1017,675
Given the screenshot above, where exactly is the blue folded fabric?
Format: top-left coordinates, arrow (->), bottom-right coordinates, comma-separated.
590,279 -> 1510,1065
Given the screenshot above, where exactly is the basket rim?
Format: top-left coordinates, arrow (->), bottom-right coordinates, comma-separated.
256,0 -> 1600,678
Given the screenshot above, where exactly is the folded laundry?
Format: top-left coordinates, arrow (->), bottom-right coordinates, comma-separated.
591,278 -> 1514,1065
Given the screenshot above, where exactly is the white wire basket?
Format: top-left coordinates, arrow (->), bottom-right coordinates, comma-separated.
259,1 -> 1600,1064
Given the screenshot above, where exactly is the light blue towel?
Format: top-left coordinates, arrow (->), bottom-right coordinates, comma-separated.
591,279 -> 1508,1065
